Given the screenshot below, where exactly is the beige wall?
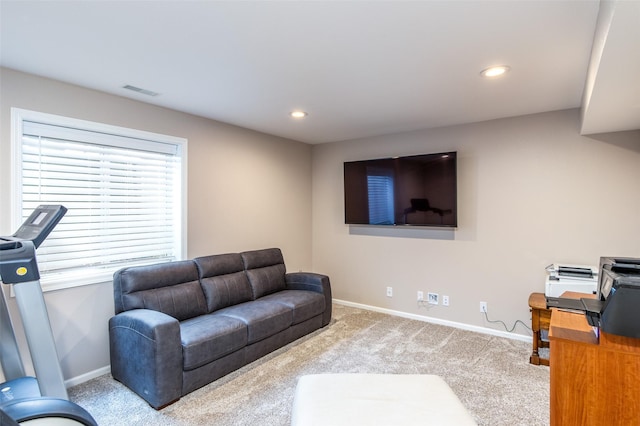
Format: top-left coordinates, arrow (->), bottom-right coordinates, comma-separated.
311,109 -> 640,335
2,66 -> 639,385
0,68 -> 312,382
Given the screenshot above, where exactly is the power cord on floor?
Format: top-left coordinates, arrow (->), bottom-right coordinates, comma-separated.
482,307 -> 532,334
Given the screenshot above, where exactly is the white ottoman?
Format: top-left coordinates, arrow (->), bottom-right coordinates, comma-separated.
291,374 -> 477,426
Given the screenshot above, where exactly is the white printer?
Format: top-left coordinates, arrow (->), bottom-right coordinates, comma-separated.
545,264 -> 598,297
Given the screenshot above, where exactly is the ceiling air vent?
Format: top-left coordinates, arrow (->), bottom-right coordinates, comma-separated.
122,85 -> 159,97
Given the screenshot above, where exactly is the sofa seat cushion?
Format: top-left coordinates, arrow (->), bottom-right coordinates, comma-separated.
215,300 -> 292,344
180,314 -> 247,371
259,290 -> 326,325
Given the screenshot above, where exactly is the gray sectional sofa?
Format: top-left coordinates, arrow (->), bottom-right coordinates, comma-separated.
108,248 -> 332,409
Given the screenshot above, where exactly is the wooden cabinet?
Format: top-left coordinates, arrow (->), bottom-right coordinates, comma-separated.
549,308 -> 640,425
528,292 -> 550,365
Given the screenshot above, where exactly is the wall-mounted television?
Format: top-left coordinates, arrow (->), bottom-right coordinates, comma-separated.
344,151 -> 457,227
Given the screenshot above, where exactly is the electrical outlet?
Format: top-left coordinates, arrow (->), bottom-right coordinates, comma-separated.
386,287 -> 393,297
442,295 -> 449,306
480,301 -> 487,313
428,292 -> 438,305
417,291 -> 424,301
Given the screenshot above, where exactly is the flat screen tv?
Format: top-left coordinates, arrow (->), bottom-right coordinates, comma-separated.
344,151 -> 457,227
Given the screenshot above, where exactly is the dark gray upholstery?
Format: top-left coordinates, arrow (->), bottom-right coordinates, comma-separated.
109,309 -> 183,408
180,314 -> 247,370
195,253 -> 253,312
242,248 -> 287,299
286,272 -> 333,327
109,248 -> 331,409
260,290 -> 325,324
113,260 -> 206,321
241,247 -> 285,269
215,300 -> 292,344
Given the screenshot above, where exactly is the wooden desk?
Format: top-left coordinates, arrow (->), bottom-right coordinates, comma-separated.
549,306 -> 640,425
528,292 -> 550,366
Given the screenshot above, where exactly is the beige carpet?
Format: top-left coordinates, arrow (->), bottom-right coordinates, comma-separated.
69,304 -> 550,425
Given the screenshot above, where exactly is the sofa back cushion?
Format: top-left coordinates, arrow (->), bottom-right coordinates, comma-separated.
113,260 -> 207,321
194,253 -> 253,312
241,248 -> 286,299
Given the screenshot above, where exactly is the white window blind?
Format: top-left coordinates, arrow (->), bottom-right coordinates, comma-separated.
12,109 -> 187,291
367,169 -> 395,225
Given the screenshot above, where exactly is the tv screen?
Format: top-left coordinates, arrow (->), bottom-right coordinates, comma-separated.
344,151 -> 457,227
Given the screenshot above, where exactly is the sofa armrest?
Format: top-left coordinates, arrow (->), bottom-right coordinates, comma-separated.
109,309 -> 183,409
286,272 -> 332,326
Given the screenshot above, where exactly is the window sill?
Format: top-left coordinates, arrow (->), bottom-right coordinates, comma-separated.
39,269 -> 114,293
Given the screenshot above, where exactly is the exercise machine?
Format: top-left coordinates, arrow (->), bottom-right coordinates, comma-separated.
0,205 -> 97,425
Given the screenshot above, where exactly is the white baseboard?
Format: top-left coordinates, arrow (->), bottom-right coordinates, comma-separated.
333,299 -> 532,343
65,365 -> 110,388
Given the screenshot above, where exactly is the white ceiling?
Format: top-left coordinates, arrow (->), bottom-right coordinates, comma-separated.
1,0 -> 638,144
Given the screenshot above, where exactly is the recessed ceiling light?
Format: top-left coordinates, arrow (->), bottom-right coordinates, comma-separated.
480,65 -> 510,78
290,111 -> 308,119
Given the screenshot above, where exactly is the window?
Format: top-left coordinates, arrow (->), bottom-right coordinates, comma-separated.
366,168 -> 394,225
11,108 -> 187,291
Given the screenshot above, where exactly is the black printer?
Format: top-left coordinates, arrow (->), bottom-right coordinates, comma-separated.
547,256 -> 640,339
